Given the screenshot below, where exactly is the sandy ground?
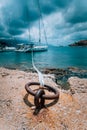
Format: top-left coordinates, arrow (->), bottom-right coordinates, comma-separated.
0,67 -> 87,130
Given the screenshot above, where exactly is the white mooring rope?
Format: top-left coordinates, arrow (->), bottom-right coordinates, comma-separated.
31,50 -> 44,87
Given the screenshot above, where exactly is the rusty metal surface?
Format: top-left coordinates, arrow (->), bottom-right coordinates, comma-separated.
34,89 -> 45,108
25,82 -> 59,100
25,82 -> 59,109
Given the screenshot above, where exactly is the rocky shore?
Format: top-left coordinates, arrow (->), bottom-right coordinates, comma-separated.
0,67 -> 87,130
69,40 -> 87,46
42,67 -> 87,90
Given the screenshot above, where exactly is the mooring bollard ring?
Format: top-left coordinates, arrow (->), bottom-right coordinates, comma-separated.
25,82 -> 59,100
34,89 -> 45,108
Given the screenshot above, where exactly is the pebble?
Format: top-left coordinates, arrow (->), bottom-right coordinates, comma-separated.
76,110 -> 81,114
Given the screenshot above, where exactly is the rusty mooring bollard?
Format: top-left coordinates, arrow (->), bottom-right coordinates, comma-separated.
25,82 -> 59,109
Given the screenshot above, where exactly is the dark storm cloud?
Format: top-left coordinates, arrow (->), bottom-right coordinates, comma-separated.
8,28 -> 25,35
0,0 -> 56,37
0,31 -> 10,38
49,0 -> 87,45
9,20 -> 28,29
0,0 -> 87,45
0,0 -> 57,38
54,0 -> 71,8
0,25 -> 4,31
64,0 -> 87,24
40,0 -> 72,15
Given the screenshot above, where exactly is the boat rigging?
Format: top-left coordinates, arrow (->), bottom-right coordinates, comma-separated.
16,0 -> 48,52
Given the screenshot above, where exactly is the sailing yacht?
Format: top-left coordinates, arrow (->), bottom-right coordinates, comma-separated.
24,44 -> 48,52
16,43 -> 48,52
16,0 -> 48,52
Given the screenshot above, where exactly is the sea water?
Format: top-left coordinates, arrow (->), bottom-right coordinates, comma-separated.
0,45 -> 87,70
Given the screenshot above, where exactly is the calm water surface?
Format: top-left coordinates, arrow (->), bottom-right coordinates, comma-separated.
0,46 -> 87,70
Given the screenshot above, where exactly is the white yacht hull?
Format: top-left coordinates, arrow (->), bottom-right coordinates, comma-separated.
25,45 -> 48,52
16,45 -> 48,52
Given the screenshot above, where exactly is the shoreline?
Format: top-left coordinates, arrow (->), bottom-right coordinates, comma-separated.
3,65 -> 87,71
2,66 -> 87,90
0,67 -> 87,129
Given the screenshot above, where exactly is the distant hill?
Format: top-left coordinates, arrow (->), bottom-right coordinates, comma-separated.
69,40 -> 87,46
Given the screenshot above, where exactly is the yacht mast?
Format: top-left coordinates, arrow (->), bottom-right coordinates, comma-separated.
28,26 -> 31,43
39,15 -> 41,43
37,0 -> 41,44
37,0 -> 48,45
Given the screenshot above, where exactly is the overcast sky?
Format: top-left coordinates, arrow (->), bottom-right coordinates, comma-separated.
0,0 -> 87,46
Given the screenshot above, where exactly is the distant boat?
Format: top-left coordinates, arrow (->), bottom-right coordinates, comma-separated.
16,0 -> 48,52
4,46 -> 16,51
0,46 -> 16,52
